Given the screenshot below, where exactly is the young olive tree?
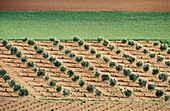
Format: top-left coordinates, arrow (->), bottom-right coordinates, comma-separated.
63,88 -> 71,96
124,88 -> 133,97
79,79 -> 86,87
95,70 -> 101,77
95,89 -> 103,96
56,84 -> 62,93
96,52 -> 101,58
109,44 -> 116,51
86,84 -> 95,93
89,65 -> 95,71
33,67 -> 38,73
45,74 -> 50,81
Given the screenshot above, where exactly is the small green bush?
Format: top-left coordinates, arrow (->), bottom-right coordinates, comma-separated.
8,79 -> 16,87
90,48 -> 97,55
84,43 -> 90,50
37,47 -> 45,54
165,95 -> 170,102
34,44 -> 39,50
53,60 -> 63,67
60,65 -> 67,73
78,40 -> 84,46
148,83 -> 156,91
138,78 -> 148,87
116,48 -> 122,54
95,89 -> 103,96
69,52 -> 76,58
136,44 -> 143,50
124,88 -> 133,97
153,41 -> 159,46
143,48 -> 149,54
37,68 -> 46,77
21,55 -> 28,62
75,55 -> 83,63
2,40 -> 8,46
157,55 -> 164,62
123,68 -> 132,76
127,56 -> 136,63
116,64 -> 124,72
45,75 -> 50,81
136,60 -> 143,67
0,69 -> 7,76
129,73 -> 140,82
18,88 -> 29,96
49,55 -> 56,63
152,67 -> 160,76
102,39 -> 109,46
96,52 -> 101,58
95,70 -> 101,77
65,48 -> 72,54
56,84 -> 62,93
110,78 -> 117,86
59,44 -> 65,50
53,39 -> 60,46
63,88 -> 71,96
128,40 -> 135,46
109,44 -> 116,50
15,51 -> 23,58
42,52 -> 50,58
97,37 -> 103,43
14,84 -> 21,92
72,74 -> 81,81
143,63 -> 151,72
123,53 -> 130,58
79,79 -> 86,87
122,38 -> 127,43
67,69 -> 74,77
89,66 -> 95,71
27,61 -> 35,67
73,36 -> 80,41
149,53 -> 156,58
49,79 -> 58,87
86,84 -> 95,93
109,60 -> 117,67
158,73 -> 168,82
165,61 -> 170,67
160,44 -> 168,51
102,74 -> 110,81
3,74 -> 11,82
28,39 -> 35,45
22,37 -> 28,42
156,89 -> 164,97
103,56 -> 110,63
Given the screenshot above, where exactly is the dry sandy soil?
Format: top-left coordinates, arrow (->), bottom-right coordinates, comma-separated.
0,0 -> 169,11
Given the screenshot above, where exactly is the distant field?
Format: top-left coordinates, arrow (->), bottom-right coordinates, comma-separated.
0,11 -> 169,42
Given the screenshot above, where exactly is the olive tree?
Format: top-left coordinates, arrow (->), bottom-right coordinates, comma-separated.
143,48 -> 149,54
95,89 -> 103,96
8,79 -> 16,87
152,67 -> 160,76
14,84 -> 21,92
143,63 -> 151,72
165,95 -> 170,102
37,68 -> 46,77
27,61 -> 35,68
72,74 -> 81,81
81,60 -> 90,67
59,44 -> 65,50
56,84 -> 62,93
53,39 -> 60,46
2,40 -> 8,46
49,55 -> 56,63
67,69 -> 75,77
153,41 -> 159,46
167,49 -> 170,54
102,39 -> 109,46
157,55 -> 164,62
34,44 -> 39,50
136,44 -> 143,50
18,88 -> 29,96
160,44 -> 168,51
15,51 -> 23,58
53,60 -> 63,68
28,39 -> 35,45
165,61 -> 170,67
36,47 -> 45,54
75,55 -> 83,63
110,78 -> 117,86
116,48 -> 122,54
63,88 -> 71,96
95,70 -> 101,77
97,37 -> 103,43
158,73 -> 168,82
124,88 -> 133,97
103,56 -> 110,63
122,38 -> 127,43
127,56 -> 136,63
42,52 -> 50,58
128,40 -> 135,46
78,40 -> 84,46
96,52 -> 101,58
45,75 -> 50,81
123,68 -> 132,76
102,74 -> 110,81
149,53 -> 156,58
3,74 -> 11,82
60,65 -> 67,73
116,64 -> 124,72
0,69 -> 7,76
79,79 -> 86,87
123,53 -> 130,58
84,43 -> 90,50
129,73 -> 140,82
89,65 -> 95,71
69,52 -> 76,58
156,89 -> 164,97
109,60 -> 117,67
49,79 -> 58,87
136,60 -> 143,67
65,48 -> 72,54
138,78 -> 148,87
90,48 -> 97,55
73,36 -> 80,41
109,44 -> 116,51
86,84 -> 95,93
148,83 -> 156,91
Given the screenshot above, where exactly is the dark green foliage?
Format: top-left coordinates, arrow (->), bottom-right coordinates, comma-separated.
116,48 -> 122,54
90,48 -> 97,55
5,44 -> 13,50
152,67 -> 160,75
136,44 -> 143,50
84,43 -> 90,50
129,73 -> 140,82
69,52 -> 76,58
0,69 -> 7,76
42,52 -> 50,58
45,75 -> 50,81
96,52 -> 101,58
14,84 -> 21,92
95,70 -> 101,77
49,79 -> 58,87
157,55 -> 164,62
15,51 -> 23,58
156,89 -> 164,97
160,44 -> 168,51
102,74 -> 110,81
138,78 -> 148,87
8,79 -> 16,87
18,88 -> 29,96
60,65 -> 67,73
72,74 -> 81,81
37,68 -> 46,77
109,44 -> 116,50
67,69 -> 74,77
49,55 -> 56,63
21,55 -> 28,63
102,39 -> 109,46
103,56 -> 110,63
89,65 -> 95,71
165,95 -> 170,102
36,47 -> 45,54
73,36 -> 80,41
148,83 -> 156,91
78,40 -> 84,46
95,89 -> 102,96
158,73 -> 168,82
49,38 -> 55,42
143,63 -> 151,72
149,53 -> 156,58
143,48 -> 149,54
75,55 -> 83,63
53,60 -> 63,67
2,40 -> 8,46
136,60 -> 143,67
124,88 -> 133,97
22,37 -> 28,42
65,48 -> 72,54
109,60 -> 117,67
169,79 -> 170,85
128,40 -> 135,46
34,44 -> 39,50
123,53 -> 130,58
116,64 -> 124,72
127,56 -> 136,63
3,74 -> 11,82
79,79 -> 86,87
123,68 -> 132,76
28,39 -> 35,45
86,84 -> 95,93
81,60 -> 90,67
97,37 -> 103,43
165,61 -> 170,67
153,41 -> 159,46
56,84 -> 62,92
53,39 -> 60,46
110,78 -> 117,86
10,46 -> 18,55
27,61 -> 35,67
122,38 -> 127,43
167,49 -> 170,54
59,44 -> 65,50
63,88 -> 71,96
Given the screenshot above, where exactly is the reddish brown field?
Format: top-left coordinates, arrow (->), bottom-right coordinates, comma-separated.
0,0 -> 169,11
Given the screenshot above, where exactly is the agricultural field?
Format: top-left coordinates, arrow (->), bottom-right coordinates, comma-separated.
0,37 -> 169,110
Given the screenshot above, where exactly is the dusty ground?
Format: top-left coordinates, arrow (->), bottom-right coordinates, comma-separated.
0,0 -> 169,11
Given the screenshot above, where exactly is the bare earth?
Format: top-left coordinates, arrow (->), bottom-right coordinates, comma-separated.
0,0 -> 169,11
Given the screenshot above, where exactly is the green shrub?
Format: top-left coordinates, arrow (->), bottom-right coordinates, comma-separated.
95,70 -> 101,77
143,63 -> 151,72
42,52 -> 50,58
102,74 -> 110,81
8,79 -> 16,87
97,37 -> 103,43
15,51 -> 23,58
37,68 -> 46,77
59,44 -> 65,50
169,79 -> 170,85
34,44 -> 39,50
49,55 -> 56,63
158,73 -> 168,82
124,88 -> 133,97
5,44 -> 13,50
45,75 -> 50,81
2,40 -> 8,46
143,48 -> 149,54
67,69 -> 74,77
49,79 -> 58,87
128,40 -> 135,46
90,48 -> 97,55
95,89 -> 102,96
116,64 -> 124,72
81,60 -> 90,67
165,61 -> 170,67
28,39 -> 35,45
123,53 -> 130,58
78,40 -> 84,46
136,44 -> 143,50
18,88 -> 29,96
56,84 -> 62,93
129,73 -> 140,82
37,47 -> 45,54
72,74 -> 81,81
3,74 -> 11,82
65,48 -> 72,54
109,60 -> 117,67
149,53 -> 156,58
165,95 -> 170,102
49,38 -> 55,42
89,66 -> 95,71
138,78 -> 148,87
102,39 -> 109,46
11,46 -> 18,55
153,41 -> 159,46
110,78 -> 117,86
84,43 -> 90,50
75,55 -> 83,63
96,52 -> 101,58
60,65 -> 67,73
22,37 -> 28,42
63,88 -> 71,96
86,84 -> 95,93
103,56 -> 110,63
79,79 -> 86,87
152,67 -> 160,76
156,89 -> 164,97
127,56 -> 136,63
157,55 -> 164,62
116,48 -> 122,54
122,38 -> 127,43
27,61 -> 35,67
136,60 -> 143,67
0,69 -> 7,76
123,68 -> 132,76
148,83 -> 156,91
33,67 -> 38,73
109,44 -> 116,50
160,44 -> 168,51
53,60 -> 63,67
73,36 -> 80,41
14,84 -> 21,92
69,52 -> 76,58
167,49 -> 170,54
53,39 -> 60,46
